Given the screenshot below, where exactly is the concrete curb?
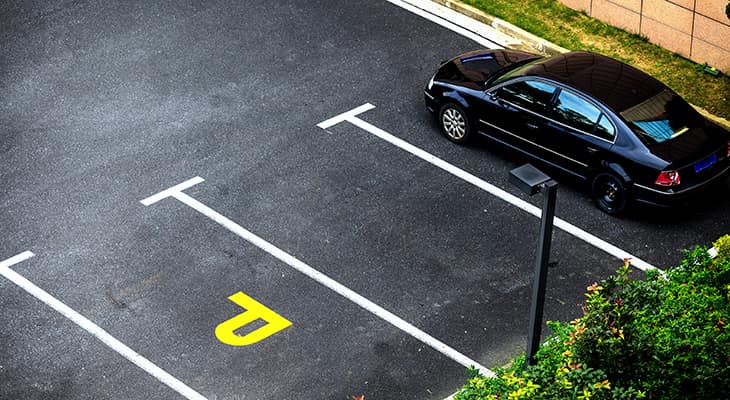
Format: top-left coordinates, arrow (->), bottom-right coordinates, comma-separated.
428,0 -> 730,131
430,0 -> 568,56
696,107 -> 730,131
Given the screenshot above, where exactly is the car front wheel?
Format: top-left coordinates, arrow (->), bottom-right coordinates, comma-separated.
439,103 -> 471,144
591,172 -> 629,215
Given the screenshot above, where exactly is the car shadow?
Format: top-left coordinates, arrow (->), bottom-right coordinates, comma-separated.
462,126 -> 730,225
624,182 -> 730,224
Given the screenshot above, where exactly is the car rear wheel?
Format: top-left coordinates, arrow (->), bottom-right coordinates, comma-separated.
439,103 -> 471,144
591,172 -> 628,215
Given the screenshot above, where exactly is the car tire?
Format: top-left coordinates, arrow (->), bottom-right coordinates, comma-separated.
591,172 -> 629,215
438,103 -> 471,144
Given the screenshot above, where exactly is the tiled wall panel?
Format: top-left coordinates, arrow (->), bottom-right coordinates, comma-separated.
591,0 -> 641,33
558,0 -> 730,72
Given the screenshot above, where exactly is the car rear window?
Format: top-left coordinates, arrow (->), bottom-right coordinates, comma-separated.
620,89 -> 702,145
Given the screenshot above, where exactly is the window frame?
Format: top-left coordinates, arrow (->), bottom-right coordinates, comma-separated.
550,87 -> 617,143
490,78 -> 559,115
488,77 -> 618,144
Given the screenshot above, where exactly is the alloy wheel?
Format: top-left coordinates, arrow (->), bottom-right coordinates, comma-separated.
438,104 -> 471,144
442,108 -> 466,140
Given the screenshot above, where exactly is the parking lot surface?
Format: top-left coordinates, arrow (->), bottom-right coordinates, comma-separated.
3,1 -> 730,399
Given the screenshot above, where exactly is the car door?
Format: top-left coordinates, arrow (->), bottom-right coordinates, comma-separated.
537,88 -> 617,179
478,79 -> 558,154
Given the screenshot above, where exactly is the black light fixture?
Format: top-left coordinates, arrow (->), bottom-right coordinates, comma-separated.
509,163 -> 558,369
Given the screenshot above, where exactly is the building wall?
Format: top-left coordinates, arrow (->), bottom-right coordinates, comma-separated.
559,0 -> 730,73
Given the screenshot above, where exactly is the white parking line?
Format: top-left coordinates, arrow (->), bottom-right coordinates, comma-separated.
318,104 -> 659,273
385,0 -> 509,48
0,252 -> 208,400
141,178 -> 495,377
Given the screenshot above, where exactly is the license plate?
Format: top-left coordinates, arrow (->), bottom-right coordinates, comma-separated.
694,153 -> 717,173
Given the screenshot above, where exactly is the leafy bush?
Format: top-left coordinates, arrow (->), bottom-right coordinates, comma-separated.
455,236 -> 730,399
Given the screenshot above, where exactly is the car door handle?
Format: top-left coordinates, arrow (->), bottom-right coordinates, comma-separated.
587,146 -> 599,154
526,123 -> 539,130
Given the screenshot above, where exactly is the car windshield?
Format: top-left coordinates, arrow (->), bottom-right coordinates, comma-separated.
620,89 -> 702,145
484,57 -> 545,86
486,57 -> 544,86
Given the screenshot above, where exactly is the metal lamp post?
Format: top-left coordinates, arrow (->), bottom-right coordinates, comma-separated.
508,163 -> 558,369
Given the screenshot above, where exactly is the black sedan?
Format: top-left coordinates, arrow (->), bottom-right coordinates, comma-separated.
424,49 -> 730,215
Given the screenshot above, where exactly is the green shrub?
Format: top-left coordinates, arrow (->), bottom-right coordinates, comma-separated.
575,249 -> 729,399
714,234 -> 730,257
455,236 -> 730,399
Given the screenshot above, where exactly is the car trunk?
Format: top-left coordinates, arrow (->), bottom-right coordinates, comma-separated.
648,124 -> 730,187
620,88 -> 730,188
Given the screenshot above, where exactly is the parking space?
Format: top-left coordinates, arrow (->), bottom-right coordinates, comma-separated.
3,1 -> 730,399
0,253 -> 193,400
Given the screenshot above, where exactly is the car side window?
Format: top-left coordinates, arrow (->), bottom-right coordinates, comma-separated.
552,90 -> 605,135
594,114 -> 616,141
494,80 -> 556,114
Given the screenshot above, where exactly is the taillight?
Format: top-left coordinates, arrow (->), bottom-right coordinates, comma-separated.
656,170 -> 681,187
727,140 -> 730,158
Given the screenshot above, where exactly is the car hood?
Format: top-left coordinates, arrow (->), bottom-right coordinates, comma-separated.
435,49 -> 541,90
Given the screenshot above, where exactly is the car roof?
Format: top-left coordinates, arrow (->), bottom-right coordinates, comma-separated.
510,51 -> 667,112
